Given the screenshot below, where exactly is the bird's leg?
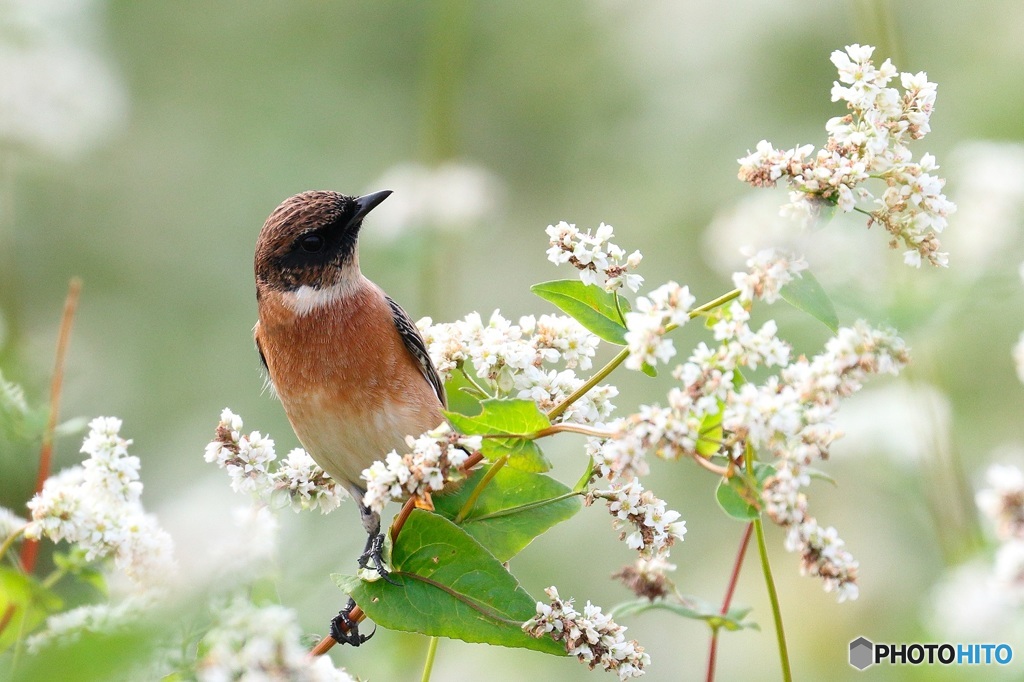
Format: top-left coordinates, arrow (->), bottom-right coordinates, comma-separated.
330,597 -> 374,647
357,500 -> 399,585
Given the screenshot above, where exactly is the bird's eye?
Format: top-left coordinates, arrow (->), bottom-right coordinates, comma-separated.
298,233 -> 325,253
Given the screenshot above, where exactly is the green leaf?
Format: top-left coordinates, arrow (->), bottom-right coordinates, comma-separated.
780,270 -> 839,333
434,465 -> 582,561
612,596 -> 759,632
446,399 -> 552,472
531,280 -> 629,345
696,407 -> 723,457
715,462 -> 776,521
334,510 -> 565,656
0,566 -> 63,652
804,466 -> 838,487
640,362 -> 657,377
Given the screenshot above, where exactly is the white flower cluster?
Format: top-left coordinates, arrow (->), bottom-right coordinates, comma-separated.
204,409 -> 345,514
0,505 -> 25,540
25,417 -> 175,586
0,0 -> 128,160
592,479 -> 686,561
546,221 -> 644,292
623,282 -> 696,371
361,424 -> 481,514
197,596 -> 355,682
976,463 -> 1024,595
585,406 -> 665,483
417,311 -> 615,425
738,44 -> 955,267
612,556 -> 677,601
731,248 -> 807,304
523,586 -> 650,680
763,464 -> 861,603
593,312 -> 908,599
785,518 -> 860,602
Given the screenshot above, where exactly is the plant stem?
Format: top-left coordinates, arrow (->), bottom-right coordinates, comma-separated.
746,446 -> 791,682
21,277 -> 82,575
547,347 -> 629,421
613,291 -> 626,324
458,365 -> 491,398
529,423 -> 614,440
706,523 -> 754,682
454,455 -> 507,524
547,288 -> 741,421
421,636 -> 440,682
0,525 -> 26,563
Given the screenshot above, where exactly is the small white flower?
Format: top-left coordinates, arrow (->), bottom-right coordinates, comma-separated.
740,44 -> 954,267
732,248 -> 807,304
197,596 -> 356,681
546,220 -> 644,292
624,282 -> 695,371
26,417 -> 176,587
524,586 -> 649,680
361,424 -> 479,514
594,480 -> 685,560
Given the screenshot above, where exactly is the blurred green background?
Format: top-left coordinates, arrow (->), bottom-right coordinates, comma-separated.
3,0 -> 1024,679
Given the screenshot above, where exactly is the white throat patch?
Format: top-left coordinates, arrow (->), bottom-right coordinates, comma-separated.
283,278 -> 358,316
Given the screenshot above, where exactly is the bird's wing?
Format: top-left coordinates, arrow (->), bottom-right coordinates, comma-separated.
385,295 -> 447,408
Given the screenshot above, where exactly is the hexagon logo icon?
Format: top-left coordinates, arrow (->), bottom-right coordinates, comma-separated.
849,636 -> 874,670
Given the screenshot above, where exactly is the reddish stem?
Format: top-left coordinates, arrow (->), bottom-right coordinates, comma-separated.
706,523 -> 754,682
20,278 -> 81,575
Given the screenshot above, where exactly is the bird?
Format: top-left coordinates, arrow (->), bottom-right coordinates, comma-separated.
252,189 -> 447,644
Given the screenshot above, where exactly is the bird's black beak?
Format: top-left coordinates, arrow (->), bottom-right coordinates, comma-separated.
352,190 -> 393,222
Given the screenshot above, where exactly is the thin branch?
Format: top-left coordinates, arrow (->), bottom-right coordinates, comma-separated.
706,524 -> 754,682
21,277 -> 81,575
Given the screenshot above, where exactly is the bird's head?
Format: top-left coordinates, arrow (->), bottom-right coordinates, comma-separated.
254,189 -> 391,297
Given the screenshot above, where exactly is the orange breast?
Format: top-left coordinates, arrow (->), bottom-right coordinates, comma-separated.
255,278 -> 444,490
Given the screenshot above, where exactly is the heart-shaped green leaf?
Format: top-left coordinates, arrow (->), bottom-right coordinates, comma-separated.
531,280 -> 629,345
434,465 -> 582,561
715,462 -> 775,521
334,510 -> 565,655
780,270 -> 838,333
446,399 -> 552,472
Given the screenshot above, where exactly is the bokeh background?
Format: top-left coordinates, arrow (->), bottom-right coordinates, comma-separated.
3,0 -> 1024,679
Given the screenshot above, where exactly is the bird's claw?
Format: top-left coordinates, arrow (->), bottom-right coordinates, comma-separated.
330,598 -> 374,647
358,533 -> 399,585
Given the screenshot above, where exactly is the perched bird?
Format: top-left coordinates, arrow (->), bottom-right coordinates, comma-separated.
253,189 -> 447,643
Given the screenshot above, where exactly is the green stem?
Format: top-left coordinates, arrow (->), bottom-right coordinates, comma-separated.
546,288 -> 741,421
613,291 -> 626,324
0,526 -> 26,563
573,457 -> 596,493
746,446 -> 791,682
458,364 -> 492,398
547,347 -> 630,421
40,567 -> 67,590
421,636 -> 440,682
454,455 -> 508,524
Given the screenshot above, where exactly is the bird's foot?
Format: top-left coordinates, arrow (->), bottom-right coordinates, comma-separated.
358,532 -> 399,586
330,598 -> 374,647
